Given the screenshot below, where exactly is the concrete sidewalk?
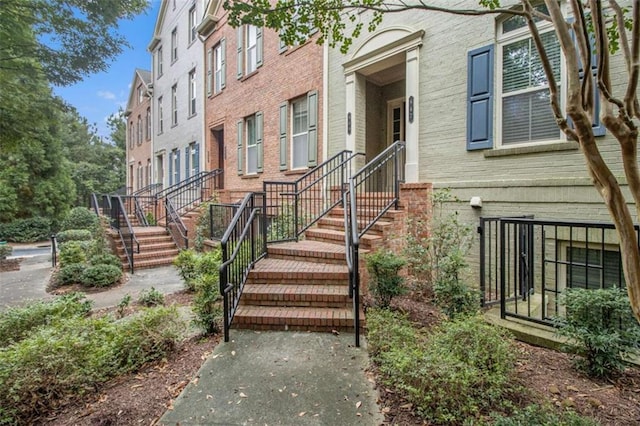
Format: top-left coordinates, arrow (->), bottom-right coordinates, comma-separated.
160,330 -> 383,426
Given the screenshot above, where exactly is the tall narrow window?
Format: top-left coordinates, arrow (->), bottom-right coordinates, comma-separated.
188,69 -> 196,116
206,48 -> 213,96
246,115 -> 257,174
171,28 -> 178,62
137,85 -> 144,104
129,121 -> 134,149
246,25 -> 258,74
188,6 -> 197,44
146,107 -> 151,140
158,96 -> 164,134
189,142 -> 199,176
171,84 -> 178,126
213,40 -> 225,94
291,97 -> 308,169
137,115 -> 142,145
157,46 -> 164,77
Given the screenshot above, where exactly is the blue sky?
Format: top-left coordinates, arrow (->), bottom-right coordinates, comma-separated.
54,1 -> 162,141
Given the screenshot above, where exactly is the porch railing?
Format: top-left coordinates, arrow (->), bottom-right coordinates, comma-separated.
480,216 -> 638,328
263,150 -> 359,243
132,182 -> 162,197
159,169 -> 223,222
346,141 -> 405,347
165,198 -> 189,250
90,193 -> 112,217
210,203 -> 240,241
219,192 -> 267,342
110,195 -> 139,273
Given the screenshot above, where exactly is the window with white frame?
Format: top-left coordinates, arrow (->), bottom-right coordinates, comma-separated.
213,41 -> 225,94
157,46 -> 164,77
206,48 -> 213,96
188,142 -> 198,177
246,25 -> 258,74
170,148 -> 180,185
171,84 -> 178,126
188,6 -> 197,44
129,121 -> 134,149
137,115 -> 142,145
246,114 -> 257,174
137,163 -> 143,191
498,6 -> 562,146
158,96 -> 164,134
291,97 -> 309,169
137,85 -> 144,104
171,28 -> 178,62
188,69 -> 196,116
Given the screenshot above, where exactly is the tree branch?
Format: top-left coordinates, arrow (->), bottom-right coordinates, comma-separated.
620,0 -> 640,119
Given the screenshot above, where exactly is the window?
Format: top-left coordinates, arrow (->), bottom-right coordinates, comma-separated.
210,40 -> 226,95
206,48 -> 212,96
237,112 -> 263,175
137,163 -> 143,191
146,159 -> 151,187
171,84 -> 178,126
157,46 -> 164,77
186,142 -> 199,177
498,8 -> 561,146
188,69 -> 196,116
171,28 -> 178,62
137,85 -> 144,104
137,115 -> 142,145
169,149 -> 180,185
146,107 -> 151,140
129,121 -> 134,149
188,6 -> 197,44
158,96 -> 164,134
237,25 -> 262,79
291,97 -> 308,169
278,92 -> 318,170
566,246 -> 625,290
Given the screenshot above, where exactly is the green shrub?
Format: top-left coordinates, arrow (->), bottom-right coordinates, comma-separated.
492,404 -> 599,426
89,253 -> 122,269
0,293 -> 91,348
145,212 -> 157,226
366,250 -> 406,308
0,217 -> 52,243
193,272 -> 222,335
432,247 -> 479,319
60,206 -> 98,231
369,314 -> 517,424
0,307 -> 183,424
59,240 -> 87,266
174,249 -> 200,292
117,294 -> 132,318
0,244 -> 12,259
556,287 -> 640,378
55,263 -> 86,286
80,264 -> 122,288
137,287 -> 165,307
56,229 -> 92,243
366,308 -> 425,361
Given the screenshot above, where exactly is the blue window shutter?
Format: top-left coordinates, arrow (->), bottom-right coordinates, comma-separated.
185,146 -> 190,179
307,90 -> 318,167
236,27 -> 244,79
237,120 -> 244,175
279,102 -> 288,170
256,111 -> 264,173
168,152 -> 173,186
467,45 -> 494,150
220,38 -> 226,89
194,143 -> 200,175
256,27 -> 263,68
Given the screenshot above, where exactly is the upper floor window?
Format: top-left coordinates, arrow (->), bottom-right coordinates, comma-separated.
136,115 -> 142,145
129,121 -> 134,149
188,69 -> 197,116
171,28 -> 178,62
236,112 -> 263,175
498,9 -> 561,146
157,46 -> 164,77
137,85 -> 144,104
158,96 -> 164,134
237,25 -> 262,79
171,84 -> 178,126
278,91 -> 318,170
210,40 -> 226,95
188,6 -> 197,44
145,107 -> 151,140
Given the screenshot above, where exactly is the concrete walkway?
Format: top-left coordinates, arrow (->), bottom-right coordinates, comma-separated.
160,330 -> 383,426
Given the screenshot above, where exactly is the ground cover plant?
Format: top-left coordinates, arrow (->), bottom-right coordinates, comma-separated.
0,299 -> 185,425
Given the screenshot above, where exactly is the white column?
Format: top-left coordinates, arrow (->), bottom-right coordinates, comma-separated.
405,47 -> 420,183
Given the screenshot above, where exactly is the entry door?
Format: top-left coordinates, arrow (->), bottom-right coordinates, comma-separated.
156,155 -> 164,189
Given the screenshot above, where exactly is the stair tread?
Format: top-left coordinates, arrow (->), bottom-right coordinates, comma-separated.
243,283 -> 349,295
235,305 -> 353,317
268,240 -> 346,255
306,228 -> 381,241
252,258 -> 348,274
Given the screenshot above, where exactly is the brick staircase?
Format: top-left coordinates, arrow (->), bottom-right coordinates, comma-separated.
232,202 -> 405,333
111,226 -> 180,271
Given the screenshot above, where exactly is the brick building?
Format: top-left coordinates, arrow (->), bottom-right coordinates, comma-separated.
124,68 -> 152,193
197,0 -> 324,203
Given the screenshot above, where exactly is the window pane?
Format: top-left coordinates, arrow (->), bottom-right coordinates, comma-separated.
503,31 -> 560,93
292,99 -> 308,134
246,117 -> 255,146
568,247 -> 625,289
502,90 -> 558,144
292,134 -> 308,169
502,4 -> 549,33
247,146 -> 257,173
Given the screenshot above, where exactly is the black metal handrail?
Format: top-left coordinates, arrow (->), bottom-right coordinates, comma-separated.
346,141 -> 405,347
263,150 -> 359,243
210,203 -> 240,240
219,192 -> 267,342
159,169 -> 223,222
111,195 -> 140,273
90,193 -> 112,217
165,197 -> 189,250
132,182 -> 162,197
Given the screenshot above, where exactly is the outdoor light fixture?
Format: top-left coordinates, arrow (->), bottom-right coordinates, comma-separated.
470,196 -> 482,209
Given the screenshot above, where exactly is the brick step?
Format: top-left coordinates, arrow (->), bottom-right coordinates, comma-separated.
267,240 -> 347,264
132,248 -> 179,261
232,305 -> 364,332
328,207 -> 404,221
123,256 -> 177,271
116,241 -> 176,254
247,258 -> 348,285
240,284 -> 350,308
316,216 -> 393,234
304,228 -> 381,249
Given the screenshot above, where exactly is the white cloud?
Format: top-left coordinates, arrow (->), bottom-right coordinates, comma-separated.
97,90 -> 117,100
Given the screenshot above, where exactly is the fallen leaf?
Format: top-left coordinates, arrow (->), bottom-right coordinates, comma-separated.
400,403 -> 413,410
191,377 -> 199,385
299,412 -> 306,417
206,395 -> 213,400
291,393 -> 298,397
355,401 -> 362,409
131,384 -> 143,389
381,407 -> 391,414
231,351 -> 236,356
332,329 -> 340,335
356,412 -> 362,417
239,392 -> 248,398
